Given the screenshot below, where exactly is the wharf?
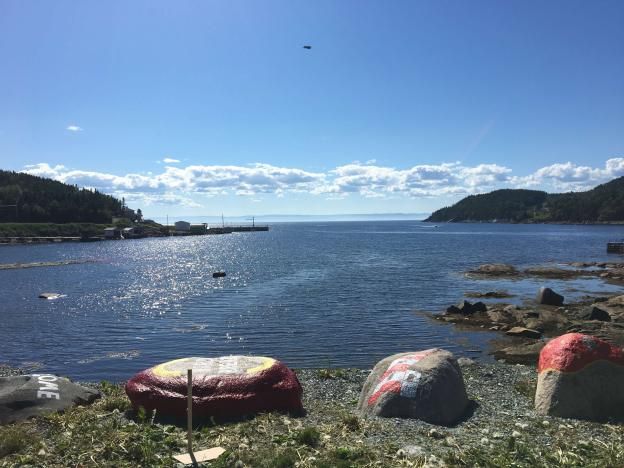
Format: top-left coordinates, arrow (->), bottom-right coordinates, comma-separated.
208,226 -> 269,234
607,242 -> 624,253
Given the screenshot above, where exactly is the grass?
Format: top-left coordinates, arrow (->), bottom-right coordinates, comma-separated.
444,430 -> 624,467
1,378 -> 624,467
317,368 -> 347,380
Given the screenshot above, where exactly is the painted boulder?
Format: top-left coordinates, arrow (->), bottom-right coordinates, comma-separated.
0,374 -> 100,425
358,349 -> 468,425
125,356 -> 303,420
535,333 -> 624,421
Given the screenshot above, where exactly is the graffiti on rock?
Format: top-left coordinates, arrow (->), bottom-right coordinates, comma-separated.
367,349 -> 436,406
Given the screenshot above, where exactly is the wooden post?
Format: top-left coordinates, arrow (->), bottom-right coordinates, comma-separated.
174,367 -> 225,465
187,369 -> 194,457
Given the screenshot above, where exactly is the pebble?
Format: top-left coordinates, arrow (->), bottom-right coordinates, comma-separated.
492,432 -> 503,439
480,437 -> 489,445
515,422 -> 528,430
428,428 -> 445,439
402,445 -> 425,457
512,431 -> 521,438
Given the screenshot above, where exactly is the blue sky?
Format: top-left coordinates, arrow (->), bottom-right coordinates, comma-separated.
1,0 -> 623,217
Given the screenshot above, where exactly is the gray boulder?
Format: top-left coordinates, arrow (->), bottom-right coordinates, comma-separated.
358,349 -> 468,425
536,287 -> 564,306
0,374 -> 100,424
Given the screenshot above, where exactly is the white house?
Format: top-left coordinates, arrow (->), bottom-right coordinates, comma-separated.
174,221 -> 191,233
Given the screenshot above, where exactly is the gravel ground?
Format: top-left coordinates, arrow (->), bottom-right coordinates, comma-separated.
0,365 -> 22,377
2,360 -> 621,464
297,361 -> 620,457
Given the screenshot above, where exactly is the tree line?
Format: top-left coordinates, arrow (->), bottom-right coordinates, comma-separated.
0,170 -> 124,223
426,176 -> 624,223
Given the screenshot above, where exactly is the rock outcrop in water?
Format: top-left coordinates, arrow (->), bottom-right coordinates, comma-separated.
536,287 -> 564,306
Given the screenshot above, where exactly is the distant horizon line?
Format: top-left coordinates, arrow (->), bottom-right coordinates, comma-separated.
150,212 -> 431,221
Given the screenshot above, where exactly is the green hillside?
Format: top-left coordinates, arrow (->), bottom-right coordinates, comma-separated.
425,176 -> 624,223
0,170 -> 124,223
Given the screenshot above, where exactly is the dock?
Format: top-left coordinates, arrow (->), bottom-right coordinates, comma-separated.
607,242 -> 624,253
208,226 -> 269,234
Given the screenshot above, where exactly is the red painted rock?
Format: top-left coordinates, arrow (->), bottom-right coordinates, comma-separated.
535,333 -> 624,421
125,356 -> 303,420
358,349 -> 468,425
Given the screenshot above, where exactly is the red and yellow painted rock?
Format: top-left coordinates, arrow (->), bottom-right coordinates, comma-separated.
535,333 -> 624,421
125,356 -> 303,419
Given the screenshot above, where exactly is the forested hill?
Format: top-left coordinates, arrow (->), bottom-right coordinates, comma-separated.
425,176 -> 624,223
0,170 -> 124,223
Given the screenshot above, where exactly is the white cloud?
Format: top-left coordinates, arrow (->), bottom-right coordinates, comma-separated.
20,157 -> 623,207
66,125 -> 82,132
162,157 -> 180,164
511,158 -> 624,191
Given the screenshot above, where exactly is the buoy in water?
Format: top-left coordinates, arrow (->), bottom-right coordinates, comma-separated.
212,272 -> 226,278
39,292 -> 62,300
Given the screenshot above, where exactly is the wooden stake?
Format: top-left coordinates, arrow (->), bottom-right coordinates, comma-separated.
187,368 -> 193,456
173,368 -> 225,465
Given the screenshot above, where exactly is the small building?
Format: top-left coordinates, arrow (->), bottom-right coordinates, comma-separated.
104,227 -> 123,239
174,221 -> 191,233
190,223 -> 208,235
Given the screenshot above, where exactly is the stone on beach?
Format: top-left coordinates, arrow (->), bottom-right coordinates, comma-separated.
0,374 -> 100,425
125,356 -> 303,420
584,305 -> 612,322
358,349 -> 468,425
505,327 -> 542,339
587,296 -> 624,322
535,333 -> 624,421
536,287 -> 564,306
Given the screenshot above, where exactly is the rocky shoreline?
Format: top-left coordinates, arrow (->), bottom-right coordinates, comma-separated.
435,262 -> 624,365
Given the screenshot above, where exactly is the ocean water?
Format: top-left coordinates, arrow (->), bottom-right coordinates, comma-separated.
0,221 -> 622,381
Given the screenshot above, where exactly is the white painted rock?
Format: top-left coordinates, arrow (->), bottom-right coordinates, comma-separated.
0,374 -> 100,424
358,349 -> 468,425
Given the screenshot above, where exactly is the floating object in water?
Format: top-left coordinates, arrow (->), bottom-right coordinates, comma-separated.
38,292 -> 63,300
212,272 -> 226,278
303,45 -> 311,49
